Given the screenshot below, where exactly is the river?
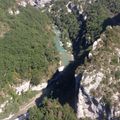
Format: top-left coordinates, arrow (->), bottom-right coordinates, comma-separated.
53,25 -> 72,66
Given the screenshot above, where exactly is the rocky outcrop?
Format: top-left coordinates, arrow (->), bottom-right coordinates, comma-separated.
76,71 -> 105,119
81,71 -> 104,94
0,22 -> 10,38
8,8 -> 20,16
76,26 -> 120,119
77,88 -> 98,119
16,0 -> 52,7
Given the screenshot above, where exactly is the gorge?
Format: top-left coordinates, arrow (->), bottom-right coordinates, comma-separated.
0,0 -> 120,120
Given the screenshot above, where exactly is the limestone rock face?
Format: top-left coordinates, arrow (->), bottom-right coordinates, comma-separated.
76,26 -> 120,119
17,0 -> 27,7
16,0 -> 52,7
77,89 -> 98,119
81,71 -> 104,94
8,8 -> 20,16
76,71 -> 104,119
8,8 -> 14,15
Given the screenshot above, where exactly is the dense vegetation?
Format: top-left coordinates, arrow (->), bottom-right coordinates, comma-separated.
48,0 -> 80,49
0,90 -> 38,119
85,2 -> 109,42
29,98 -> 77,120
85,0 -> 120,43
48,0 -> 120,57
0,1 -> 58,90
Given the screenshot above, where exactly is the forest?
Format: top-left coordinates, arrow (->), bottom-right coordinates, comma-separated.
85,0 -> 120,42
29,98 -> 77,120
48,0 -> 80,50
0,0 -> 58,90
49,0 -> 120,49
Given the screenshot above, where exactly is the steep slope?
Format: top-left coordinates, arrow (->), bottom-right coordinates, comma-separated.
0,0 -> 58,119
76,26 -> 120,119
0,0 -> 58,90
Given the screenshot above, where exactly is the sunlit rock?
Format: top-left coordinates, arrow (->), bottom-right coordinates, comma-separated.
66,42 -> 72,48
0,100 -> 9,113
31,83 -> 47,91
8,8 -> 14,15
14,81 -> 30,95
66,2 -> 72,13
77,89 -> 98,119
92,38 -> 102,51
15,10 -> 20,15
88,52 -> 92,59
84,15 -> 87,20
58,66 -> 64,72
17,0 -> 27,7
82,71 -> 104,93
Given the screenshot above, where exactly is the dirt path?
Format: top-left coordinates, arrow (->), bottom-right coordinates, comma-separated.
9,92 -> 43,120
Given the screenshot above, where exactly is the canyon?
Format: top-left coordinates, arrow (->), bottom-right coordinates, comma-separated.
0,0 -> 120,120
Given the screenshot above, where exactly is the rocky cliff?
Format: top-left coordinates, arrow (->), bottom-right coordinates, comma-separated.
76,26 -> 120,119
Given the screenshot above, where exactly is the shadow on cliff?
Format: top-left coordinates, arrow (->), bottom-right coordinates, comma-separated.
35,62 -> 76,110
72,14 -> 91,59
34,12 -> 90,111
35,50 -> 88,111
34,11 -> 120,120
102,13 -> 120,32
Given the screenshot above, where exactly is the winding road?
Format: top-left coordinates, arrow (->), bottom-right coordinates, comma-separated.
9,92 -> 43,120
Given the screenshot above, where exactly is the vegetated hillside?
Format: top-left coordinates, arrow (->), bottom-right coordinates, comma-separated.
29,98 -> 77,120
79,25 -> 120,111
48,0 -> 80,50
75,0 -> 120,119
85,0 -> 120,43
48,0 -> 120,57
88,26 -> 120,103
76,0 -> 120,101
0,0 -> 58,91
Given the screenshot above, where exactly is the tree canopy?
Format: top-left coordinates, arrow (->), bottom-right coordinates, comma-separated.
28,98 -> 77,120
0,1 -> 58,89
85,0 -> 120,42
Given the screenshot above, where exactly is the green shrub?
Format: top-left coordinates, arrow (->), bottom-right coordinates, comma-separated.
115,70 -> 120,79
29,98 -> 77,120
